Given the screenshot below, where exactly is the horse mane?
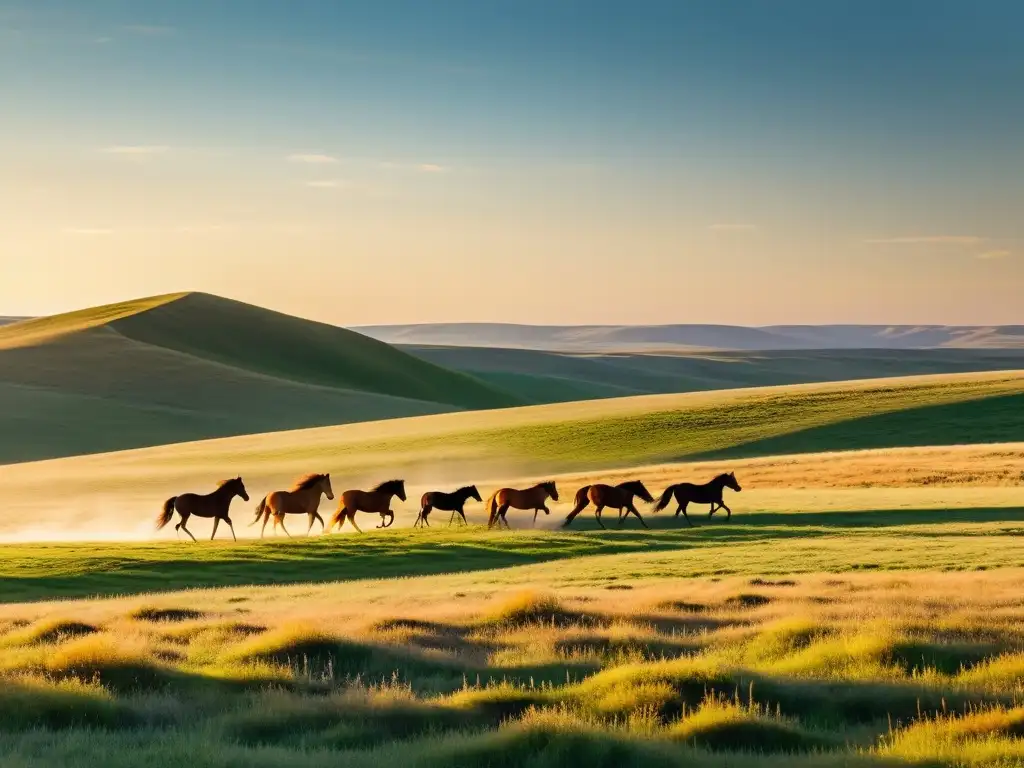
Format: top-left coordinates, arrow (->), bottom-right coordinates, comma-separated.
373,479 -> 404,493
215,477 -> 241,491
291,473 -> 327,491
714,473 -> 732,482
541,480 -> 556,491
455,485 -> 477,495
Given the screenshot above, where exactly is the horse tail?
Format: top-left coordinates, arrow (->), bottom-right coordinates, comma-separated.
156,497 -> 177,530
574,485 -> 592,509
485,491 -> 499,527
249,496 -> 268,526
653,484 -> 679,513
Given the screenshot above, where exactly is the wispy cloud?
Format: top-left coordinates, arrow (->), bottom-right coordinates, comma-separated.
64,228 -> 114,236
418,163 -> 447,173
121,24 -> 175,37
305,180 -> 348,189
380,161 -> 450,173
977,249 -> 1011,260
710,223 -> 756,232
101,145 -> 170,156
864,235 -> 984,245
287,153 -> 338,164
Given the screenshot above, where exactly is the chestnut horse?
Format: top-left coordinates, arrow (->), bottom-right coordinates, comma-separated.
416,485 -> 482,527
328,479 -> 406,532
250,473 -> 334,537
156,477 -> 249,542
652,472 -> 742,526
563,480 -> 654,529
486,481 -> 558,529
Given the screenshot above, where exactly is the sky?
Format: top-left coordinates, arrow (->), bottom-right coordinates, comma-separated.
1,0 -> 1022,326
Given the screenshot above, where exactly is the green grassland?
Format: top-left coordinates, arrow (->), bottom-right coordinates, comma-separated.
4,342 -> 1024,763
406,343 -> 1024,404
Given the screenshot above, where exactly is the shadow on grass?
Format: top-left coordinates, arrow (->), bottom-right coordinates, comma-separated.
2,506 -> 1022,603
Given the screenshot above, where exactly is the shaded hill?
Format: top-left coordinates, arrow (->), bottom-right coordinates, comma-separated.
358,322 -> 1024,351
0,293 -> 517,463
402,344 -> 1024,404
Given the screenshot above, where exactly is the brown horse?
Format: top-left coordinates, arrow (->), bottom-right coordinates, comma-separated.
486,482 -> 559,529
156,477 -> 249,542
250,473 -> 334,537
327,479 -> 406,532
416,485 -> 482,527
652,472 -> 742,526
563,480 -> 654,529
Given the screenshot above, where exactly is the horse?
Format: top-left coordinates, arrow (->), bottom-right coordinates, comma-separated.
486,482 -> 559,529
156,477 -> 249,542
250,473 -> 334,537
327,479 -> 406,532
416,485 -> 482,527
563,480 -> 654,529
652,472 -> 742,526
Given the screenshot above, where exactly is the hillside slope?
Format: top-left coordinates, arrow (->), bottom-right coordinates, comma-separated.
0,293 -> 517,463
359,322 -> 1024,351
404,345 -> 1024,404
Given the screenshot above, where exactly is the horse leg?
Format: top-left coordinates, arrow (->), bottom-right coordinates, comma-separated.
709,503 -> 718,518
497,504 -> 510,529
211,517 -> 221,540
628,504 -> 649,529
226,517 -> 237,542
178,513 -> 196,542
457,508 -> 468,526
260,510 -> 271,538
348,511 -> 363,533
533,508 -> 539,526
719,502 -> 733,521
306,513 -> 316,535
313,511 -> 325,533
278,516 -> 293,538
594,505 -> 606,530
678,502 -> 694,528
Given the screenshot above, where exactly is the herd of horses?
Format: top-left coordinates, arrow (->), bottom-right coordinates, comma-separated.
155,472 -> 743,541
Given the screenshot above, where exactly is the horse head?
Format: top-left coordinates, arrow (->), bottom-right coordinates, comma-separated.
544,481 -> 559,501
631,480 -> 655,504
723,472 -> 742,492
234,476 -> 250,502
322,473 -> 335,501
467,485 -> 482,502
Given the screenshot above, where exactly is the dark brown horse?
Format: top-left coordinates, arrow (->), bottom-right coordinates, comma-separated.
652,472 -> 742,526
156,477 -> 249,542
327,479 -> 406,532
416,485 -> 482,527
563,480 -> 654,529
486,482 -> 559,529
250,473 -> 334,537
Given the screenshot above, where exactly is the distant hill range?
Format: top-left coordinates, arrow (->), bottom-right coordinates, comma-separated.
356,323 -> 1024,351
2,293 -> 1024,464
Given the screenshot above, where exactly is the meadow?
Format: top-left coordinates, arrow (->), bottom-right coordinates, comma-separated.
3,364 -> 1024,765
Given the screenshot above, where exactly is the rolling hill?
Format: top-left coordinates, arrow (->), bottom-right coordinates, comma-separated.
0,293 -> 518,464
358,322 -> 1024,351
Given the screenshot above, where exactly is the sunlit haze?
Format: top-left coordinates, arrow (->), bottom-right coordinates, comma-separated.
2,0 -> 1021,325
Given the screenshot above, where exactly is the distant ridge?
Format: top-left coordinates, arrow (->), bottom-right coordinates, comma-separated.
356,322 -> 1024,351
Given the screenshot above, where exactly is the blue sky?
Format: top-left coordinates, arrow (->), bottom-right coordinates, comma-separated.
1,0 -> 1021,324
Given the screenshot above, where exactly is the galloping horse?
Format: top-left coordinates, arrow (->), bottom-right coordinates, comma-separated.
563,480 -> 654,529
486,482 -> 559,529
328,479 -> 406,532
416,485 -> 482,527
156,477 -> 249,542
652,472 -> 742,526
250,473 -> 334,537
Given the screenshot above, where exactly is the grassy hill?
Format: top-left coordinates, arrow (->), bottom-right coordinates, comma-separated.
359,321 -> 1024,351
404,344 -> 1024,404
0,293 -> 517,464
